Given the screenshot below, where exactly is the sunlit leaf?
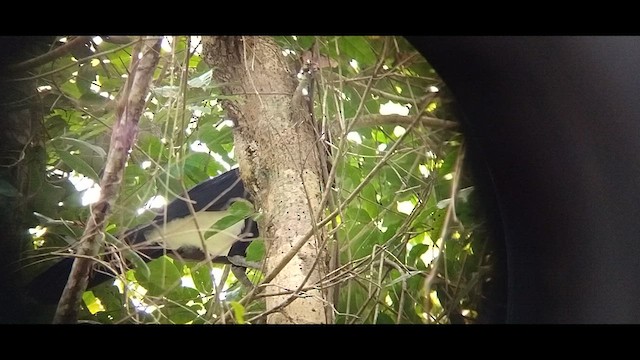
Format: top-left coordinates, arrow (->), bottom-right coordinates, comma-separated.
230,301 -> 246,324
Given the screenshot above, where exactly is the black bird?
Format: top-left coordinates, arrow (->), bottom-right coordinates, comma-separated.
28,168 -> 259,304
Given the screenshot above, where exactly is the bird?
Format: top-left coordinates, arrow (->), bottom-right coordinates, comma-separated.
27,167 -> 259,304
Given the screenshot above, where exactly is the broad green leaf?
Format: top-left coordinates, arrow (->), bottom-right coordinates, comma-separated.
246,240 -> 264,263
408,243 -> 429,268
46,115 -> 69,138
204,199 -> 254,240
76,63 -> 97,94
137,256 -> 182,296
98,76 -> 123,92
230,301 -> 246,324
105,233 -> 151,280
54,148 -> 100,182
82,291 -> 105,315
188,69 -> 213,89
197,123 -> 233,147
137,133 -> 168,161
345,207 -> 373,224
55,136 -> 107,158
153,85 -> 180,98
340,37 -> 378,68
190,264 -> 214,295
294,36 -> 315,50
60,80 -> 83,99
78,92 -> 109,112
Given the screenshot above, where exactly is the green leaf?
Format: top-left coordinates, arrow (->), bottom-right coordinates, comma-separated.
60,80 -> 83,99
340,37 -> 377,68
106,233 -> 151,280
137,256 -> 182,296
54,148 -> 100,182
46,115 -> 69,138
55,136 -> 107,158
294,36 -> 315,50
78,92 -> 109,112
375,312 -> 394,324
82,291 -> 105,315
246,240 -> 264,263
230,301 -> 246,324
137,133 -> 167,161
153,85 -> 180,98
408,243 -> 429,268
163,299 -> 201,324
345,207 -> 373,224
197,123 -> 233,147
188,69 -> 213,89
98,76 -> 123,92
76,63 -> 97,94
190,264 -> 213,295
204,199 -> 254,240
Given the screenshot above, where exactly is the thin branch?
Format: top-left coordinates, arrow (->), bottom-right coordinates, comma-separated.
52,37 -> 162,324
8,36 -> 93,72
8,39 -> 141,82
423,142 -> 465,323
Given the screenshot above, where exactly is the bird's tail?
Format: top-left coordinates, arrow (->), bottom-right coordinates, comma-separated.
26,256 -> 116,305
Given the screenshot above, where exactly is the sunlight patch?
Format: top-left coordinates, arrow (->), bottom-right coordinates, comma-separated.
190,36 -> 202,55
420,237 -> 442,266
181,275 -> 197,289
191,141 -> 210,153
82,184 -> 101,206
145,195 -> 167,209
397,200 -> 415,215
349,59 -> 359,72
161,36 -> 172,52
393,126 -> 406,137
375,219 -> 388,233
68,171 -> 95,191
380,101 -> 410,116
216,119 -> 235,130
419,164 -> 431,179
347,131 -> 362,144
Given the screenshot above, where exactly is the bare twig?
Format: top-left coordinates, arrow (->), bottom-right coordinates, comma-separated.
423,142 -> 465,323
8,36 -> 93,72
346,114 -> 458,132
8,39 -> 140,82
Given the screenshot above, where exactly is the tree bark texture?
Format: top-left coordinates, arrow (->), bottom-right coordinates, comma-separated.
202,36 -> 328,324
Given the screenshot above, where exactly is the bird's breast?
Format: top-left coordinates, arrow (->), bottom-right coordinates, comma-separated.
143,211 -> 245,258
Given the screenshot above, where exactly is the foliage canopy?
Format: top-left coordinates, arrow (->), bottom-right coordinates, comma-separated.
15,36 -> 492,324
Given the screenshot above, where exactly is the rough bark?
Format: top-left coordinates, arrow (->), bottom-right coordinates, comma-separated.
52,37 -> 162,324
202,36 -> 328,324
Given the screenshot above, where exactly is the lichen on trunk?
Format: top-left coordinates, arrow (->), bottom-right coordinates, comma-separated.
202,36 -> 328,324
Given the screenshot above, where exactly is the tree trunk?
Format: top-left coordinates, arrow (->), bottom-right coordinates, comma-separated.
202,36 -> 328,324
